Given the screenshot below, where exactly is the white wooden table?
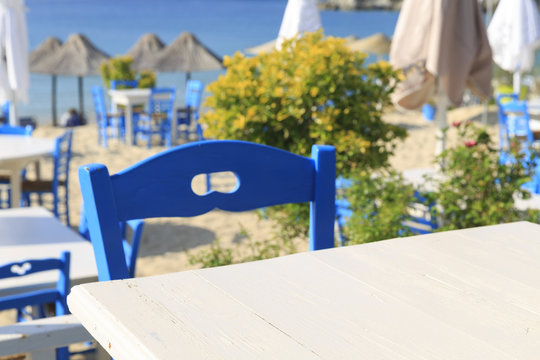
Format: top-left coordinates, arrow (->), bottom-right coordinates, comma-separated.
68,222 -> 540,359
0,135 -> 54,207
108,89 -> 151,146
0,207 -> 97,297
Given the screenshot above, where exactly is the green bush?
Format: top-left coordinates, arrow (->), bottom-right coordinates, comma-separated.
100,56 -> 156,89
202,31 -> 406,177
430,120 -> 540,230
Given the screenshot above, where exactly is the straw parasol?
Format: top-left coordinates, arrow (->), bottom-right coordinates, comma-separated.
0,0 -> 29,126
125,33 -> 166,71
245,39 -> 276,55
40,33 -> 110,116
347,33 -> 391,58
29,37 -> 63,125
153,32 -> 223,81
390,0 -> 492,157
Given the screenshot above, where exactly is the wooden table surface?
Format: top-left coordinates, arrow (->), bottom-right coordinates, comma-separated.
0,135 -> 54,207
68,221 -> 540,359
0,207 -> 97,296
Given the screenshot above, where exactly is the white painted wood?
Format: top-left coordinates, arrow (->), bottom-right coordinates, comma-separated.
108,89 -> 151,145
0,135 -> 54,207
68,222 -> 540,360
0,207 -> 98,296
0,314 -> 92,357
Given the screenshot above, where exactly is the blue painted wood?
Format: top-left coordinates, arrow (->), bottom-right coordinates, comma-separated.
22,130 -> 73,226
110,80 -> 138,89
0,124 -> 33,135
0,252 -> 71,358
136,87 -> 176,148
177,80 -> 203,140
79,140 -> 336,281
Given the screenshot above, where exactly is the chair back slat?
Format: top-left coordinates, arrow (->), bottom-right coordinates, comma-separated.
79,140 -> 336,281
0,124 -> 32,135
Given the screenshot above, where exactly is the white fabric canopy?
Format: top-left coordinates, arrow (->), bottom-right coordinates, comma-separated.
487,0 -> 540,92
276,0 -> 321,50
0,0 -> 29,125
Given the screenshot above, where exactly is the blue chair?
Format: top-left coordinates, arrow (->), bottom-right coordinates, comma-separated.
136,87 -> 176,148
21,130 -> 73,226
79,205 -> 145,278
496,98 -> 539,193
91,86 -> 125,148
79,140 -> 336,281
0,124 -> 33,135
176,80 -> 203,141
0,251 -> 70,360
110,80 -> 138,89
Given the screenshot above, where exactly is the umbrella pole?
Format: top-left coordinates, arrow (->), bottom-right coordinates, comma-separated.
8,92 -> 17,126
52,75 -> 57,126
434,87 -> 449,162
78,76 -> 84,116
513,72 -> 521,95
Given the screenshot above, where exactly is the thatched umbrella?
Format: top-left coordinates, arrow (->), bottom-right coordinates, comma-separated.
347,33 -> 391,58
153,32 -> 223,81
29,37 -> 63,125
245,39 -> 276,55
40,33 -> 109,116
125,33 -> 166,71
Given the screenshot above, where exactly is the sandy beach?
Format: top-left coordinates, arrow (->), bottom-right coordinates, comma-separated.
0,104 -> 497,333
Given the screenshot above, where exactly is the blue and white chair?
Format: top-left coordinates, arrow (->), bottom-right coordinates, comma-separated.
136,87 -> 176,148
0,251 -> 71,360
176,80 -> 203,141
79,140 -> 336,281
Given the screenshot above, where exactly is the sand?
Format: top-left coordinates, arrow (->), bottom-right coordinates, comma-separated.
0,104 -> 497,333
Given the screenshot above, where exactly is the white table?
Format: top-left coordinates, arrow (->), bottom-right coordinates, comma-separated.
68,222 -> 540,359
0,207 -> 97,297
0,135 -> 55,207
108,88 -> 151,146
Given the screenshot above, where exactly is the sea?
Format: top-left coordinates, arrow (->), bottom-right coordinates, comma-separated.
23,0 -> 399,125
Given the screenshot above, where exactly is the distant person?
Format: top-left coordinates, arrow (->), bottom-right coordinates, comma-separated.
61,108 -> 86,127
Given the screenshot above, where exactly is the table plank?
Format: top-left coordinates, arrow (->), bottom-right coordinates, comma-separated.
0,207 -> 97,296
68,222 -> 540,360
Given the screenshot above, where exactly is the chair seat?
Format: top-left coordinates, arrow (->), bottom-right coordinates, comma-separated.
22,179 -> 66,192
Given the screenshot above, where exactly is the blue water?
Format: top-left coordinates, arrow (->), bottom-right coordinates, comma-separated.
23,0 -> 399,124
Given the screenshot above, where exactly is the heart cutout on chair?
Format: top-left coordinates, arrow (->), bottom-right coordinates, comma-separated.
191,171 -> 239,196
11,262 -> 32,276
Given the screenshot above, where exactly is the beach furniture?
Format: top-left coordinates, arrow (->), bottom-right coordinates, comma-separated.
136,87 -> 176,149
108,87 -> 152,146
176,79 -> 203,141
0,134 -> 54,208
79,204 -> 145,278
0,125 -> 33,208
79,140 -> 335,281
91,85 -> 123,148
0,251 -> 71,359
110,80 -> 138,89
21,130 -> 73,226
68,221 -> 540,359
496,98 -> 540,193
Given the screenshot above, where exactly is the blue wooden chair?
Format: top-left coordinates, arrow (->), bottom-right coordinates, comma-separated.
497,97 -> 540,193
0,251 -> 71,360
79,205 -> 145,278
91,86 -> 125,148
176,80 -> 203,141
110,80 -> 138,89
21,130 -> 73,226
0,124 -> 33,135
136,87 -> 176,148
79,140 -> 336,281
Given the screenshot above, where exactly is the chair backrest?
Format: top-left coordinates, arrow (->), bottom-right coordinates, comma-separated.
79,205 -> 145,278
185,80 -> 203,111
80,140 -> 336,281
0,124 -> 33,135
52,130 -> 73,225
110,80 -> 138,89
497,98 -> 533,151
148,87 -> 176,120
91,86 -> 108,124
0,251 -> 70,317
